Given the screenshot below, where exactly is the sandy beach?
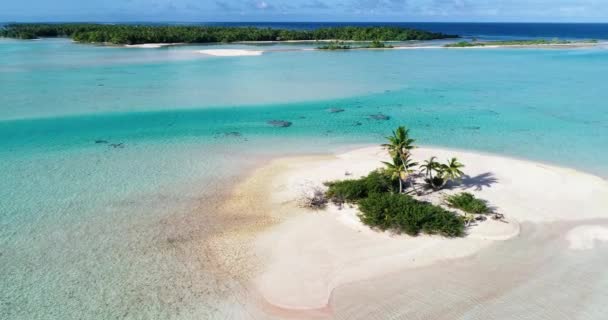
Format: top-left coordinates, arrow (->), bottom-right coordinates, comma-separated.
198,49 -> 264,56
222,146 -> 608,317
124,43 -> 183,48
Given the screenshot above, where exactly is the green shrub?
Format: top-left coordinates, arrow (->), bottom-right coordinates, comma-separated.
317,41 -> 352,50
325,179 -> 367,202
444,41 -> 480,47
445,192 -> 489,214
444,39 -> 592,48
325,170 -> 397,203
358,193 -> 465,237
361,40 -> 394,48
425,176 -> 446,190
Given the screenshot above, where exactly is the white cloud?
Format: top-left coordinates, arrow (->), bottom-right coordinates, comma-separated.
255,1 -> 270,9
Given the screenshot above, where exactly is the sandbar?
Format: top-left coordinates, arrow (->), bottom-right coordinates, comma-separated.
198,49 -> 264,56
231,146 -> 608,311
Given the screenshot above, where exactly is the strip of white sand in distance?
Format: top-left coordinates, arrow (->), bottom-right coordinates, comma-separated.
246,146 -> 608,311
124,43 -> 182,48
198,49 -> 263,56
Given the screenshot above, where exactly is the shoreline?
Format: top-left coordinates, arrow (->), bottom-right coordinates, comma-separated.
222,145 -> 608,313
8,36 -> 605,51
442,42 -> 605,49
95,39 -> 606,52
123,42 -> 184,48
192,41 -> 605,56
198,48 -> 264,56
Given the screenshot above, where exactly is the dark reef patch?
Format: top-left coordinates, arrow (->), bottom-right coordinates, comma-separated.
267,120 -> 293,128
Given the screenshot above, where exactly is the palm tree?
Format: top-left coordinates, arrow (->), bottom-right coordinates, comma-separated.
382,126 -> 416,165
402,154 -> 419,174
383,153 -> 418,193
401,153 -> 419,194
382,155 -> 404,193
441,157 -> 465,184
419,156 -> 439,180
422,157 -> 465,190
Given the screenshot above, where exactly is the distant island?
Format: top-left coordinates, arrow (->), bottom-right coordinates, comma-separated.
445,39 -> 599,48
0,24 -> 458,45
317,40 -> 394,50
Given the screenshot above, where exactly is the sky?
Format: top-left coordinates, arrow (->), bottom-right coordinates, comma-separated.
1,0 -> 607,22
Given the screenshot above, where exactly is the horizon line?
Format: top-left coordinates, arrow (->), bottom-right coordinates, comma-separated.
2,20 -> 608,24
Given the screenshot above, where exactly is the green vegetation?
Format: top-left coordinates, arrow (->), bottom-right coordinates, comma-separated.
361,40 -> 394,48
419,156 -> 465,190
444,41 -> 480,47
323,125 -> 472,237
359,193 -> 465,237
320,125 -> 498,238
487,39 -> 572,45
441,158 -> 466,185
382,126 -> 417,193
325,170 -> 397,203
325,172 -> 464,237
380,126 -> 465,193
317,40 -> 394,50
419,156 -> 440,180
444,38 -> 597,48
0,24 -> 457,45
445,192 -> 490,214
316,41 -> 352,50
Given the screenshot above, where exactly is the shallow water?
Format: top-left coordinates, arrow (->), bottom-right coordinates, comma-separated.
1,38 -> 608,319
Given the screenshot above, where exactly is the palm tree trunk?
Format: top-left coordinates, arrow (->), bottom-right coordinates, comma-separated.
398,177 -> 403,193
410,178 -> 419,195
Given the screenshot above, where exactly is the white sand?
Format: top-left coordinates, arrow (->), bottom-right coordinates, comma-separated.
394,46 -> 442,50
566,225 -> 608,250
198,49 -> 264,57
245,146 -> 608,310
124,43 -> 182,48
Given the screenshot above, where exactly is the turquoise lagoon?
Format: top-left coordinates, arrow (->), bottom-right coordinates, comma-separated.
1,38 -> 608,318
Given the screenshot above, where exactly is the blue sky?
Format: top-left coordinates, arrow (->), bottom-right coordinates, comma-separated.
2,0 -> 607,22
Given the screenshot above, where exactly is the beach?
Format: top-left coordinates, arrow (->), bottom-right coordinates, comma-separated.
198,49 -> 264,56
221,146 -> 608,317
124,43 -> 183,48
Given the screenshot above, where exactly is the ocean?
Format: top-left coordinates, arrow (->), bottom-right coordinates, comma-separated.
1,23 -> 608,318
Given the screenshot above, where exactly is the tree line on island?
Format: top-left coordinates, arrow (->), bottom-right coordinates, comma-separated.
317,40 -> 394,50
0,23 -> 457,45
302,126 -> 502,238
444,38 -> 598,47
